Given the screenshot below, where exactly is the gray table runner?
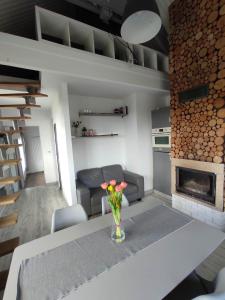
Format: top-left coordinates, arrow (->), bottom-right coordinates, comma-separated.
18,205 -> 192,300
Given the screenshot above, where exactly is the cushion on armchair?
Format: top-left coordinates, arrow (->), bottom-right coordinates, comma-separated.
102,164 -> 124,183
77,168 -> 104,188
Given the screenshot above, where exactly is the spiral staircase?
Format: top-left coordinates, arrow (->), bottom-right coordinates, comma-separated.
0,81 -> 47,291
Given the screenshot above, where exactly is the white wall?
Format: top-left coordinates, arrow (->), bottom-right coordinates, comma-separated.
69,95 -> 126,173
26,109 -> 58,183
44,76 -> 77,206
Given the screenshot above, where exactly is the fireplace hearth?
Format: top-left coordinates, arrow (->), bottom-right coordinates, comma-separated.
176,167 -> 216,205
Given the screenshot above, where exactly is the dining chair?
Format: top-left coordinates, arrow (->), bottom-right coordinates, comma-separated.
51,204 -> 88,233
101,194 -> 129,215
192,267 -> 225,300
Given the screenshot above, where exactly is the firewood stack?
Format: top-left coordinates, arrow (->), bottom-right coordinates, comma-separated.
169,0 -> 225,206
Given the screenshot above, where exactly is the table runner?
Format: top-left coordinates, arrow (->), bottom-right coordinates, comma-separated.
18,205 -> 192,300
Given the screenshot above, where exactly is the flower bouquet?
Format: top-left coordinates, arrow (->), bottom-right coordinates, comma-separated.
101,180 -> 127,243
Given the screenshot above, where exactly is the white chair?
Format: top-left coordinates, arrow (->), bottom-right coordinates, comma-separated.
101,194 -> 129,215
51,204 -> 88,233
193,267 -> 225,300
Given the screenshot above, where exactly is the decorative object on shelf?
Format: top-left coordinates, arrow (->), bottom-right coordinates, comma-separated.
81,127 -> 87,136
121,0 -> 162,44
71,121 -> 82,137
101,180 -> 128,243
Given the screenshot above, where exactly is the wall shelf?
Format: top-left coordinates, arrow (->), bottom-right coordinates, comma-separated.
79,112 -> 127,117
35,7 -> 169,74
72,134 -> 118,138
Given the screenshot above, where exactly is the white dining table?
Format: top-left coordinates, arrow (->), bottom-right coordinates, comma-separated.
4,199 -> 225,300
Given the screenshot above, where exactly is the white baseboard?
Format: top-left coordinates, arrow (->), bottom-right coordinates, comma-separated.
153,190 -> 172,201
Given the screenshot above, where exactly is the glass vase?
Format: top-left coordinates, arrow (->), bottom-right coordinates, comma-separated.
111,219 -> 125,243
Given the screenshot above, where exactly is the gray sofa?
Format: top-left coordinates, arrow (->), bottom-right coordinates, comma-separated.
76,164 -> 144,216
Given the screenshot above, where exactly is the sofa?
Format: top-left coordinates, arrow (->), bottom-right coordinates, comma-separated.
76,164 -> 144,216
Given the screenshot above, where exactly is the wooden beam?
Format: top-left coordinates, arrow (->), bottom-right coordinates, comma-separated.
0,82 -> 40,89
0,129 -> 23,135
0,176 -> 21,185
0,192 -> 21,206
0,159 -> 21,165
0,237 -> 19,257
0,144 -> 22,148
0,93 -> 47,98
0,116 -> 31,120
0,213 -> 18,229
0,104 -> 41,109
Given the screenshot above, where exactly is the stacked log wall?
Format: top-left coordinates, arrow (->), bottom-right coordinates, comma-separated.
169,0 -> 225,208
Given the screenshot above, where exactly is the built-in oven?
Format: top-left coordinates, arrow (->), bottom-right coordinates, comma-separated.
152,127 -> 171,148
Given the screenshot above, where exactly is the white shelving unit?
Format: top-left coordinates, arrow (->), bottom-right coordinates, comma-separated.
35,6 -> 168,73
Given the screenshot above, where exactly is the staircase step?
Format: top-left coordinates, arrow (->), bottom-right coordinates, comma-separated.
0,213 -> 18,229
0,237 -> 19,257
0,82 -> 40,89
0,129 -> 23,135
0,144 -> 22,148
0,93 -> 47,98
0,159 -> 21,165
0,192 -> 21,206
0,116 -> 31,120
0,176 -> 21,185
0,104 -> 41,109
0,270 -> 8,290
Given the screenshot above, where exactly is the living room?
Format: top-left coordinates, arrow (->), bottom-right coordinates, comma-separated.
0,0 -> 225,299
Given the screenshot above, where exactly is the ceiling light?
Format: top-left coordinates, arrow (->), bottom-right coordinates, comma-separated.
121,10 -> 161,44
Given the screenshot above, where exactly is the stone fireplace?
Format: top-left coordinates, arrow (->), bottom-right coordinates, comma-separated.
169,0 -> 225,229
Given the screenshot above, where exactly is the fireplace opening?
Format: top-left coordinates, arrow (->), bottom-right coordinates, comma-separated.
176,167 -> 216,205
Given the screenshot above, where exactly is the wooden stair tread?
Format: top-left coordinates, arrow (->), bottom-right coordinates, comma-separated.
0,116 -> 31,120
0,270 -> 9,290
0,213 -> 18,229
0,176 -> 21,185
0,192 -> 21,206
0,82 -> 40,89
0,129 -> 23,135
0,144 -> 22,148
0,104 -> 41,109
0,237 -> 19,257
0,159 -> 21,165
0,93 -> 47,98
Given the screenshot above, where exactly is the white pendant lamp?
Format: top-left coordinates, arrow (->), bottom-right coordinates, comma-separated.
121,10 -> 162,44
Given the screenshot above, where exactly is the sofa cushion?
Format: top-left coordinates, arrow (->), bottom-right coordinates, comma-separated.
77,168 -> 104,188
102,164 -> 124,183
90,188 -> 106,215
124,183 -> 138,196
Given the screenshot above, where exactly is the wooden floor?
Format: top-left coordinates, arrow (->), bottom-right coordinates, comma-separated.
0,184 -> 66,272
0,188 -> 224,298
25,172 -> 46,188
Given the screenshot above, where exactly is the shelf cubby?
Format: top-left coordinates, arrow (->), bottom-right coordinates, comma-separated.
157,54 -> 169,73
114,38 -> 131,63
133,45 -> 144,67
35,7 -> 168,74
69,22 -> 94,53
93,30 -> 115,58
39,10 -> 70,46
143,48 -> 157,70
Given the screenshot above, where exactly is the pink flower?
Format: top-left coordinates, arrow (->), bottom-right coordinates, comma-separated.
115,185 -> 122,192
101,182 -> 108,190
110,179 -> 116,186
120,181 -> 128,189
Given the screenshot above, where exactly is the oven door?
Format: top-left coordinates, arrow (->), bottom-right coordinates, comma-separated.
152,134 -> 171,148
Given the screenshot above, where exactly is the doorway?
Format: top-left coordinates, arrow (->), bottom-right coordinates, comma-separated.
23,126 -> 46,188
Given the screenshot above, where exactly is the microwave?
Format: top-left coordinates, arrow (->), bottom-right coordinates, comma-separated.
152,127 -> 171,148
